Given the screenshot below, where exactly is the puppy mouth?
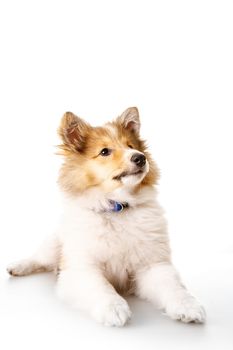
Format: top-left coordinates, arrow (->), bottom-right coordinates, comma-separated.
113,169 -> 144,181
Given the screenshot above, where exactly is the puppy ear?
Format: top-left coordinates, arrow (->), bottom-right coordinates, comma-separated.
117,107 -> 140,133
58,112 -> 90,152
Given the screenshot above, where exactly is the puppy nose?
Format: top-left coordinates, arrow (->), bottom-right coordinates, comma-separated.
131,153 -> 146,167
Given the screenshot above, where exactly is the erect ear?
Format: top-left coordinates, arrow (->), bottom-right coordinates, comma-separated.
117,107 -> 140,134
58,112 -> 90,152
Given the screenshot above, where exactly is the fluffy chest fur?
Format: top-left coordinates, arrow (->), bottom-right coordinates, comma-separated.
58,189 -> 171,293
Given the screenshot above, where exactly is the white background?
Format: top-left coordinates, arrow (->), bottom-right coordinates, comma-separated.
0,1 -> 233,349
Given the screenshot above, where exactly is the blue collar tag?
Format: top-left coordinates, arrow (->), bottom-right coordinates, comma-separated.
113,202 -> 124,212
109,200 -> 128,212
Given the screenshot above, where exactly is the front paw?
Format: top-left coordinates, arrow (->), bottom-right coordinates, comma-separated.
166,295 -> 206,324
92,296 -> 132,327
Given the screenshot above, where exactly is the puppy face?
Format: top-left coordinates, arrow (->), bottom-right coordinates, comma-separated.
58,107 -> 158,195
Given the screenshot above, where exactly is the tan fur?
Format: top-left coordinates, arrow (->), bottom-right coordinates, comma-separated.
57,110 -> 159,195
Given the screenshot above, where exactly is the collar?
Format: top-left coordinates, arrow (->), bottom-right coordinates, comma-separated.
108,200 -> 129,212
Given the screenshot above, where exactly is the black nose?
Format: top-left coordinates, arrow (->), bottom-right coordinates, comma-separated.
131,153 -> 146,168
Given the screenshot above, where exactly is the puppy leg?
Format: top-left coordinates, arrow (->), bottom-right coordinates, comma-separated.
57,268 -> 131,327
7,235 -> 60,276
136,263 -> 206,323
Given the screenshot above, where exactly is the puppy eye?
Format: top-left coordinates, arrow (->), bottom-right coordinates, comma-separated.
100,148 -> 112,156
128,144 -> 133,149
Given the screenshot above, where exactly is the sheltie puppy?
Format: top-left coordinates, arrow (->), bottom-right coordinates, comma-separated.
7,107 -> 206,326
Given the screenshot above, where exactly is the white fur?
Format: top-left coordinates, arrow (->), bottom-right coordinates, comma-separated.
7,113 -> 205,326
8,183 -> 205,326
